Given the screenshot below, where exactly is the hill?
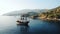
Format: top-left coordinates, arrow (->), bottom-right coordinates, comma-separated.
39,6 -> 60,20
3,9 -> 48,16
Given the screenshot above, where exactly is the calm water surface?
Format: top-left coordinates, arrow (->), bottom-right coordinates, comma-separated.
0,16 -> 60,34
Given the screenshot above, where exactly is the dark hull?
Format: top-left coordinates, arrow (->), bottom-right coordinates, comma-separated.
16,20 -> 29,25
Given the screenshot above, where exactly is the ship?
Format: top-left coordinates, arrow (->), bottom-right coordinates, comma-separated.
16,15 -> 29,25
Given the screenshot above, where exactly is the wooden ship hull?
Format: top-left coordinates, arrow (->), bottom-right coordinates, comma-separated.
16,20 -> 29,25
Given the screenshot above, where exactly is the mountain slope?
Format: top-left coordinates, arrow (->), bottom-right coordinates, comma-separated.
3,9 -> 48,16
39,6 -> 60,19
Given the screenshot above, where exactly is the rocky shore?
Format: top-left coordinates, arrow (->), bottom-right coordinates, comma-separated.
38,17 -> 60,21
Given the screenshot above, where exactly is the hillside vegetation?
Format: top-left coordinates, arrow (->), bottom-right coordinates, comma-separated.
38,6 -> 60,20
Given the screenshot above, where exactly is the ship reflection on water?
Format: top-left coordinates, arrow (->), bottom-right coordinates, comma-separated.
17,25 -> 29,34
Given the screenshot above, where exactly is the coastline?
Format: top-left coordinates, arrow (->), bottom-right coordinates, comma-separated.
38,17 -> 60,21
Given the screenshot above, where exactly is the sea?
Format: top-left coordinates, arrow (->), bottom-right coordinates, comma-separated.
0,16 -> 60,34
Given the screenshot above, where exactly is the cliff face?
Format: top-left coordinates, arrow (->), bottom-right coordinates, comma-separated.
39,6 -> 60,19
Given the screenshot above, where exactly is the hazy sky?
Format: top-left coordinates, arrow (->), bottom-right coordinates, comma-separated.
0,0 -> 60,15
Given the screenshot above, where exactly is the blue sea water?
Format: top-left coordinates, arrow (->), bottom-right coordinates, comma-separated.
0,16 -> 60,34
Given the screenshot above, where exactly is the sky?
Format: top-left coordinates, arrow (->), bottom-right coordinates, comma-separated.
0,0 -> 60,15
